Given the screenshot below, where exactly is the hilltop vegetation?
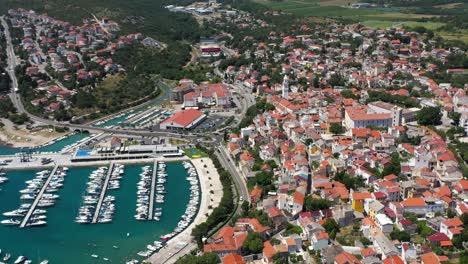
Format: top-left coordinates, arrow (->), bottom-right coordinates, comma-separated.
251,0 -> 468,42
0,0 -> 202,43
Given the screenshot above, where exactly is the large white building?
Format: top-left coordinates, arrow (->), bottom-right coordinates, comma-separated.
344,105 -> 392,129
183,83 -> 231,108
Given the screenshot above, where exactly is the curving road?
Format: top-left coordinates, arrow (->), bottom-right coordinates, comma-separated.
1,16 -> 24,114
2,14 -> 251,222
216,144 -> 249,213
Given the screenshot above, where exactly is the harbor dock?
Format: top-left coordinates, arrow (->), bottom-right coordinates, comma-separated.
148,160 -> 157,220
20,165 -> 60,228
92,162 -> 115,224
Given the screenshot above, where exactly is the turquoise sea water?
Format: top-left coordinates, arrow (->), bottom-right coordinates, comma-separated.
94,84 -> 170,128
0,162 -> 190,263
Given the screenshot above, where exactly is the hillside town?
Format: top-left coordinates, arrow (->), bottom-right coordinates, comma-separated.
0,1 -> 466,264
193,6 -> 468,264
4,8 -> 160,118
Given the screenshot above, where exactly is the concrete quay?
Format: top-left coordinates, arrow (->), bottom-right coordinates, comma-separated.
92,162 -> 115,224
148,160 -> 158,221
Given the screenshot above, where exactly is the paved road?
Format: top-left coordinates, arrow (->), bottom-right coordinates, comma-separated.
1,16 -> 24,114
216,144 -> 249,213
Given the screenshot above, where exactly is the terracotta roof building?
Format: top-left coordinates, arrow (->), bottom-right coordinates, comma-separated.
160,109 -> 206,130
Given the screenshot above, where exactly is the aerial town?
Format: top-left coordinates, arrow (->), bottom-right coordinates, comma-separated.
0,0 -> 466,264
188,4 -> 467,264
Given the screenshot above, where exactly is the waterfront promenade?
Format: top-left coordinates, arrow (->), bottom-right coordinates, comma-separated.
0,154 -> 190,170
20,165 -> 59,228
146,157 -> 223,264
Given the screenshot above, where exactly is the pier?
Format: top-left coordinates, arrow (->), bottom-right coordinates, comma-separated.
148,160 -> 157,220
20,165 -> 60,228
92,162 -> 115,224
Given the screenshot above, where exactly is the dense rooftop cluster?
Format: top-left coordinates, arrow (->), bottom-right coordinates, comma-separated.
198,7 -> 468,264
6,8 -> 159,118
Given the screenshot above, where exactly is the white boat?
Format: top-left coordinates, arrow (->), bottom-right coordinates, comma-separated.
3,210 -> 26,217
33,209 -> 46,215
147,244 -> 158,251
26,220 -> 47,227
24,261 -> 32,264
137,251 -> 151,257
31,215 -> 47,221
1,219 -> 20,225
3,254 -> 11,261
91,254 -> 99,258
14,256 -> 26,264
40,260 -> 49,264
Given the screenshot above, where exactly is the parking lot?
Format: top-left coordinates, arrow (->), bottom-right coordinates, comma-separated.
192,114 -> 227,132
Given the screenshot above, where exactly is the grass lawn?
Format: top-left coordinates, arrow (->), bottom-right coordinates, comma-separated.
253,0 -> 443,19
439,31 -> 468,43
362,21 -> 445,30
183,148 -> 209,159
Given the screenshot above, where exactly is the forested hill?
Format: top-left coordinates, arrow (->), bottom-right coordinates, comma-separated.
0,0 -> 202,43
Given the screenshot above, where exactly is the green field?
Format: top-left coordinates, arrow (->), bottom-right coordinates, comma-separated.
362,21 -> 445,30
254,0 -> 383,17
183,148 -> 209,159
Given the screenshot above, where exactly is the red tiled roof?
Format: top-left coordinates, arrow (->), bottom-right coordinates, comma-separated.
420,252 -> 441,264
161,109 -> 203,127
401,197 -> 426,207
293,192 -> 305,205
383,256 -> 404,264
335,252 -> 362,264
352,192 -> 372,200
442,217 -> 463,228
223,254 -> 245,264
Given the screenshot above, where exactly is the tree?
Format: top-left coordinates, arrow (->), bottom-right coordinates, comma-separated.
416,107 -> 442,126
341,90 -> 359,100
283,223 -> 303,236
322,219 -> 340,239
360,237 -> 372,245
174,252 -> 220,264
241,200 -> 250,215
242,232 -> 264,254
448,111 -> 461,126
461,213 -> 468,225
329,73 -> 345,87
329,122 -> 345,134
382,152 -> 401,177
272,253 -> 288,264
304,197 -> 332,212
334,171 -> 365,190
390,230 -> 411,242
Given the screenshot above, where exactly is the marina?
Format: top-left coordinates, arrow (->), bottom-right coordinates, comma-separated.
148,161 -> 157,221
0,162 -> 193,263
19,165 -> 61,228
135,160 -> 201,259
92,163 -> 115,224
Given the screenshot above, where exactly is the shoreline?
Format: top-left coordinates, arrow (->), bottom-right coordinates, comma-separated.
146,157 -> 223,264
0,123 -> 70,149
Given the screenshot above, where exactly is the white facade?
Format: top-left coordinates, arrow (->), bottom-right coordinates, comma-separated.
375,213 -> 394,233
282,75 -> 289,100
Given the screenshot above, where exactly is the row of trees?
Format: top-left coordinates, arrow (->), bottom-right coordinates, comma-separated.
367,90 -> 419,108
191,145 -> 235,248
